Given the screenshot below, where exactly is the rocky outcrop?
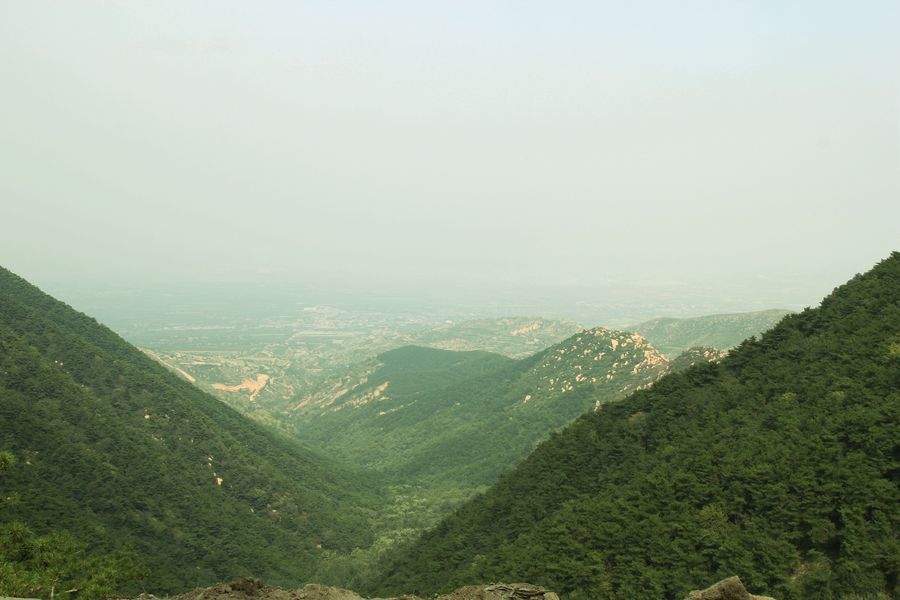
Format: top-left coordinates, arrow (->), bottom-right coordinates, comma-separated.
168,578 -> 558,600
436,584 -> 558,600
684,576 -> 776,600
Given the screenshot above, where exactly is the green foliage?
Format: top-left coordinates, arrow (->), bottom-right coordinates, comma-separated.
667,347 -> 728,373
0,522 -> 146,599
0,451 -> 13,472
373,254 -> 900,599
0,266 -> 380,594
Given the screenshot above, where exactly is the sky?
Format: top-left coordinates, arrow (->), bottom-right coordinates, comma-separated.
1,1 -> 898,311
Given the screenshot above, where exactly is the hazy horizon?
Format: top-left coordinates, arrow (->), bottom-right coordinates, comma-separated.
2,2 -> 898,314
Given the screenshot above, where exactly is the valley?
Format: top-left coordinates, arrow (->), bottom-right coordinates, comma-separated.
132,313 -> 584,429
1,257 -> 896,600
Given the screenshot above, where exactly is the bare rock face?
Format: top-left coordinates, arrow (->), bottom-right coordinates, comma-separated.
434,584 -> 558,600
684,576 -> 776,600
171,578 -> 371,600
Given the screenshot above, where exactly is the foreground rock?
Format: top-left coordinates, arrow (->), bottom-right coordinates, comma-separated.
684,576 -> 776,600
168,578 -> 368,600
434,584 -> 558,600
167,578 -> 558,600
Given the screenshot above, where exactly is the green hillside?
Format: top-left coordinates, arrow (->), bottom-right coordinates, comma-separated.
373,254 -> 900,600
0,267 -> 379,595
632,308 -> 792,356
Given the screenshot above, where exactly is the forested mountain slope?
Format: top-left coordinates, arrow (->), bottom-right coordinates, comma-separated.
291,328 -> 672,491
373,254 -> 900,600
632,309 -> 791,356
0,267 -> 379,594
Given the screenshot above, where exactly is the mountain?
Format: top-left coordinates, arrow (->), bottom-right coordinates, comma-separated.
0,267 -> 379,594
291,328 -> 671,491
631,309 -> 792,356
373,254 -> 900,600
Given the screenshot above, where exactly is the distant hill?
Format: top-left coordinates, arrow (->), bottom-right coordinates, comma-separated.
403,317 -> 583,359
631,309 -> 792,356
0,267 -> 378,594
140,317 -> 582,421
373,254 -> 900,599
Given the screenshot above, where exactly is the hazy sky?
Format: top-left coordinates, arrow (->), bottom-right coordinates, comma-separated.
1,1 -> 898,306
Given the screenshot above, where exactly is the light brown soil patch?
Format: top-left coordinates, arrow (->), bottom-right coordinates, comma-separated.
212,374 -> 270,399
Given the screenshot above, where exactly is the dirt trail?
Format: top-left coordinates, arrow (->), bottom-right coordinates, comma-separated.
141,349 -> 196,383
